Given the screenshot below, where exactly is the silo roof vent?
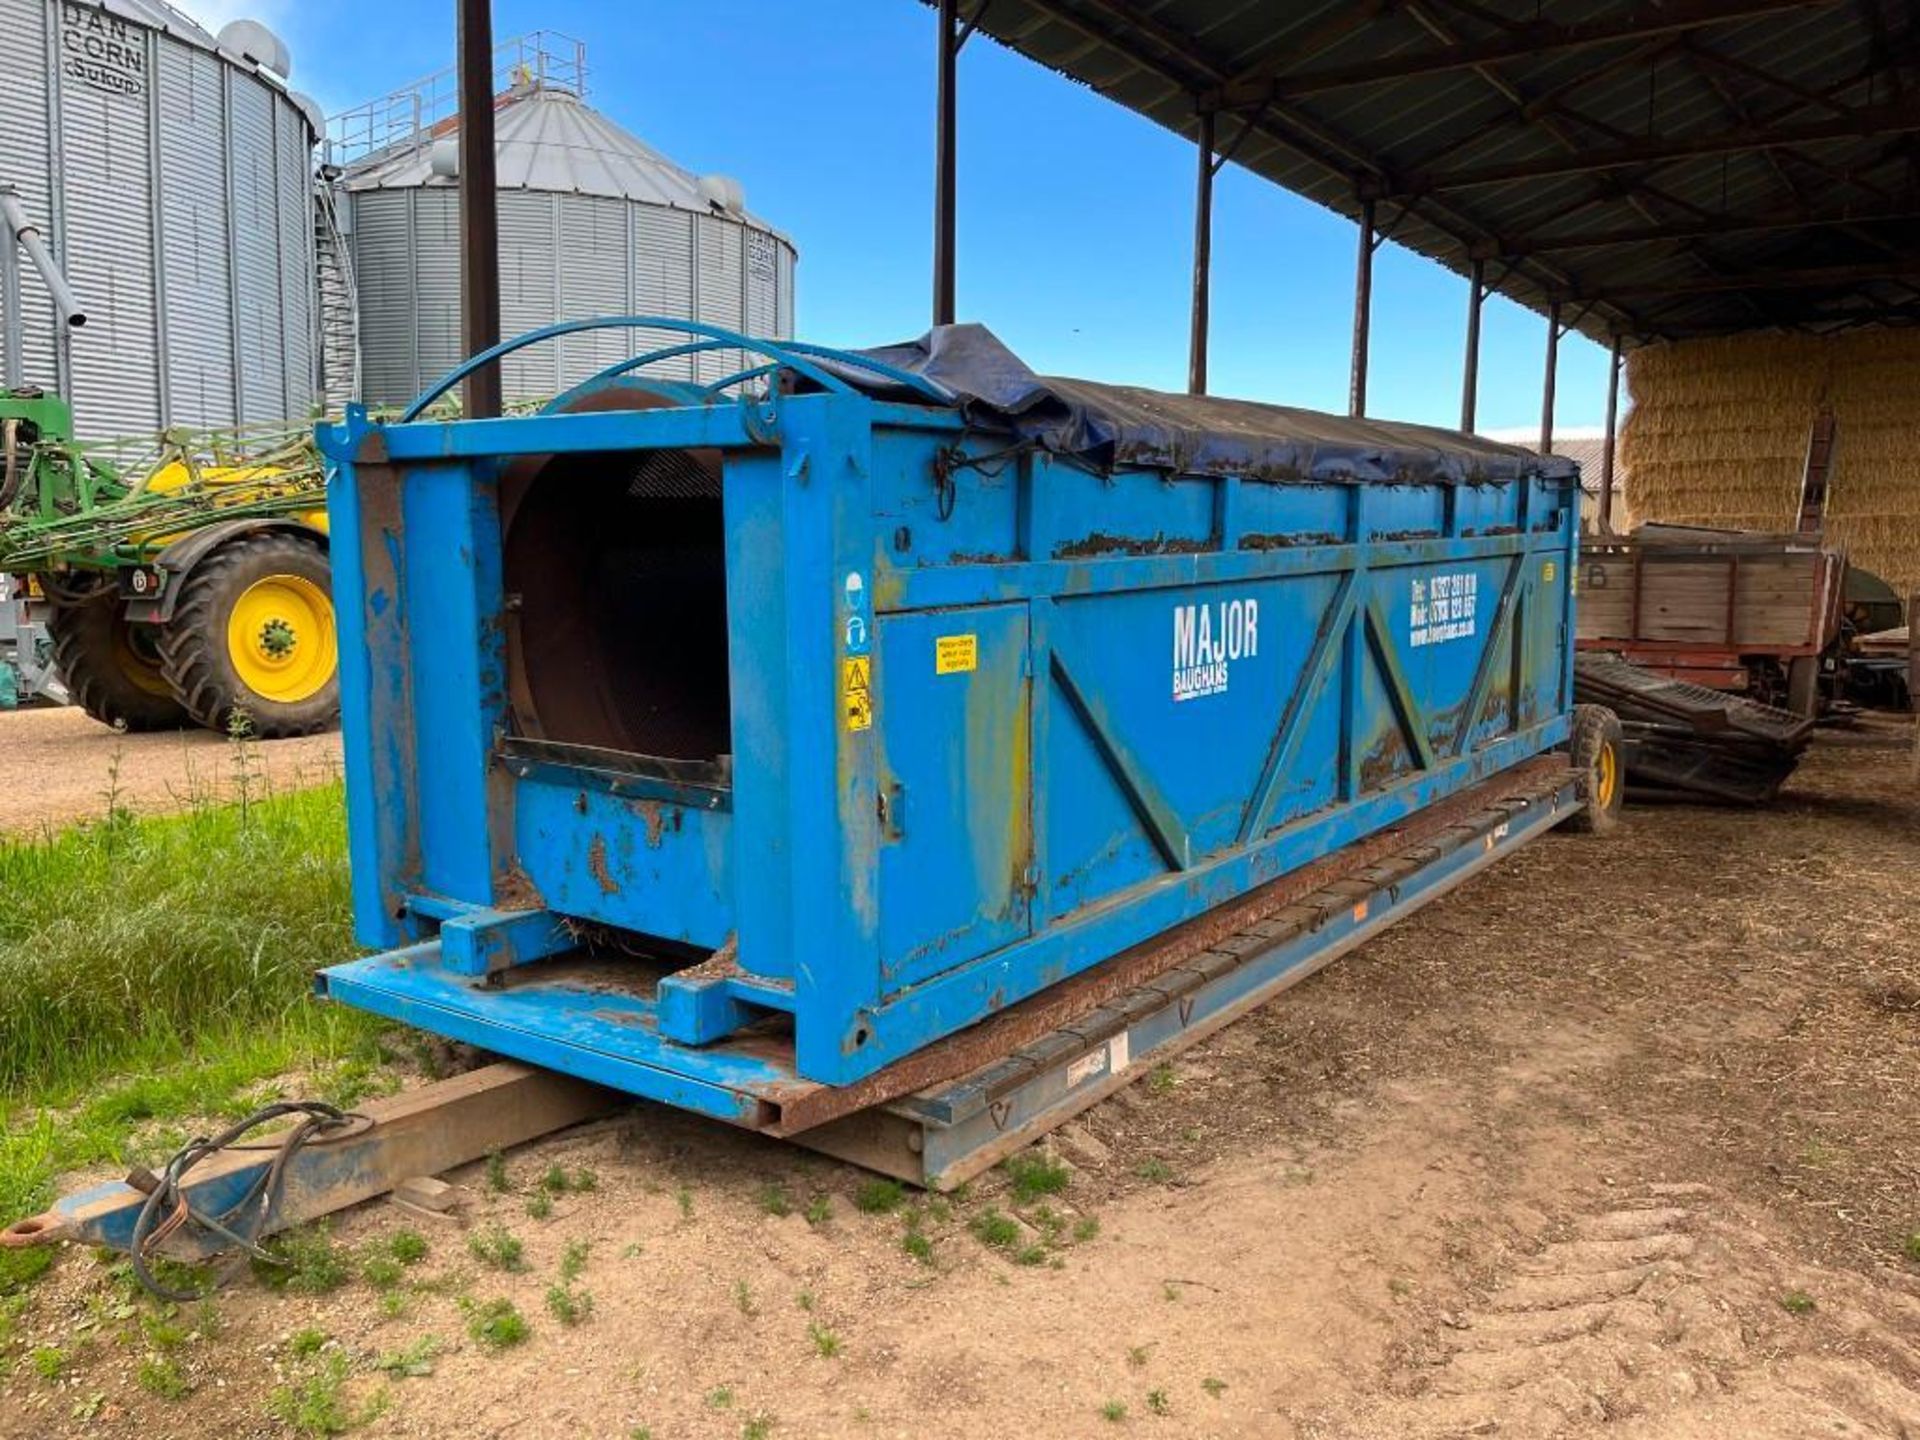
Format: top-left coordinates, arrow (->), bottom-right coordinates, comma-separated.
216,18 -> 292,78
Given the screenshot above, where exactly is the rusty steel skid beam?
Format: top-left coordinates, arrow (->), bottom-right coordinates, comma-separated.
1209,0 -> 1840,105
796,769 -> 1581,1189
4,1064 -> 616,1258
772,754 -> 1573,1136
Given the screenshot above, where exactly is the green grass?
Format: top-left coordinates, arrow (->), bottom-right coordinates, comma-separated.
0,779 -> 352,1095
463,1297 -> 531,1349
255,1226 -> 352,1294
0,781 -> 379,1227
137,1353 -> 191,1400
466,1224 -> 527,1273
289,1328 -> 329,1358
808,1322 -> 841,1358
756,1184 -> 793,1217
267,1351 -> 366,1435
1002,1152 -> 1071,1204
373,1335 -> 439,1379
1781,1289 -> 1817,1316
539,1164 -> 597,1195
969,1209 -> 1021,1251
853,1179 -> 904,1214
545,1284 -> 594,1325
385,1230 -> 428,1266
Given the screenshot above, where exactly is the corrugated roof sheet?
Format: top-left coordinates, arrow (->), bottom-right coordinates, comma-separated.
930,0 -> 1920,346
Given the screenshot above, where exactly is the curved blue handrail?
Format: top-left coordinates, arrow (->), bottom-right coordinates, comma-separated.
401,316 -> 950,422
586,338 -> 740,386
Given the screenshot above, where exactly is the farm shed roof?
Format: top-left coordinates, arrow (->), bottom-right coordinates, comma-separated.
936,0 -> 1920,345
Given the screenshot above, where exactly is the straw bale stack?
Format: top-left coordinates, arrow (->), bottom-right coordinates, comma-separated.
1620,329 -> 1920,594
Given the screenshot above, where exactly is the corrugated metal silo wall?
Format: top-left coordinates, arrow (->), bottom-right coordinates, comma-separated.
0,1 -> 316,437
349,184 -> 794,407
0,0 -> 61,391
156,41 -> 234,429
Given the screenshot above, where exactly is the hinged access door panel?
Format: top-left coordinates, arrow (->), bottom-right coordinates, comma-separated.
875,603 -> 1033,993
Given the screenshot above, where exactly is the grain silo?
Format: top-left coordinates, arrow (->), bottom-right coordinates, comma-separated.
0,0 -> 321,434
330,34 -> 797,408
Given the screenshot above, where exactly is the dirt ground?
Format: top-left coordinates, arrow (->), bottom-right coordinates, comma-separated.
5,721 -> 1918,1439
0,706 -> 342,833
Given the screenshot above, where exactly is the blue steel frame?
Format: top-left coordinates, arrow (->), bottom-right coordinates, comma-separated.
318,317 -> 1580,1100
800,771 -> 1578,1188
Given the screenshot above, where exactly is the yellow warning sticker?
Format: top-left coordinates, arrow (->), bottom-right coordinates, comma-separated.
1542,560 -> 1557,583
842,655 -> 872,732
934,633 -> 978,675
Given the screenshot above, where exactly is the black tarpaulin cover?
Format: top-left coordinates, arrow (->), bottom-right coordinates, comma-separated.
836,324 -> 1579,487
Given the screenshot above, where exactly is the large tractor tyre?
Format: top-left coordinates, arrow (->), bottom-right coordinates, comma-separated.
1564,703 -> 1625,835
158,532 -> 338,738
46,589 -> 192,732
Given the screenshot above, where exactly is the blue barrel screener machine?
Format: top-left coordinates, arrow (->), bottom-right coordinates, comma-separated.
315,319 -> 1616,1185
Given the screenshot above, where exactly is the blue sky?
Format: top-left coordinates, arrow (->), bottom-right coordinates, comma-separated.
240,0 -> 1611,431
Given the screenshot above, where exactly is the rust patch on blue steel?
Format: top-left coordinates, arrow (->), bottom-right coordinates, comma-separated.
493,862 -> 546,912
1359,729 -> 1416,793
1239,531 -> 1344,551
586,834 -> 620,895
1053,532 -> 1211,560
632,799 -> 678,849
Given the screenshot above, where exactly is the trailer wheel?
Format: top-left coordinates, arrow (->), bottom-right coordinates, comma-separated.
46,587 -> 190,731
158,531 -> 338,738
1565,703 -> 1625,834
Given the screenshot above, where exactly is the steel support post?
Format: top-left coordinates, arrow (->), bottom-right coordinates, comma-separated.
1188,110 -> 1215,396
0,200 -> 20,391
1539,299 -> 1562,455
1348,198 -> 1375,418
1459,258 -> 1484,433
933,0 -> 960,327
457,0 -> 502,419
1599,335 -> 1623,532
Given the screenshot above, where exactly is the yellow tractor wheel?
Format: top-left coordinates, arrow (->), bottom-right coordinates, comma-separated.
1566,703 -> 1625,835
158,531 -> 339,737
46,586 -> 191,731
